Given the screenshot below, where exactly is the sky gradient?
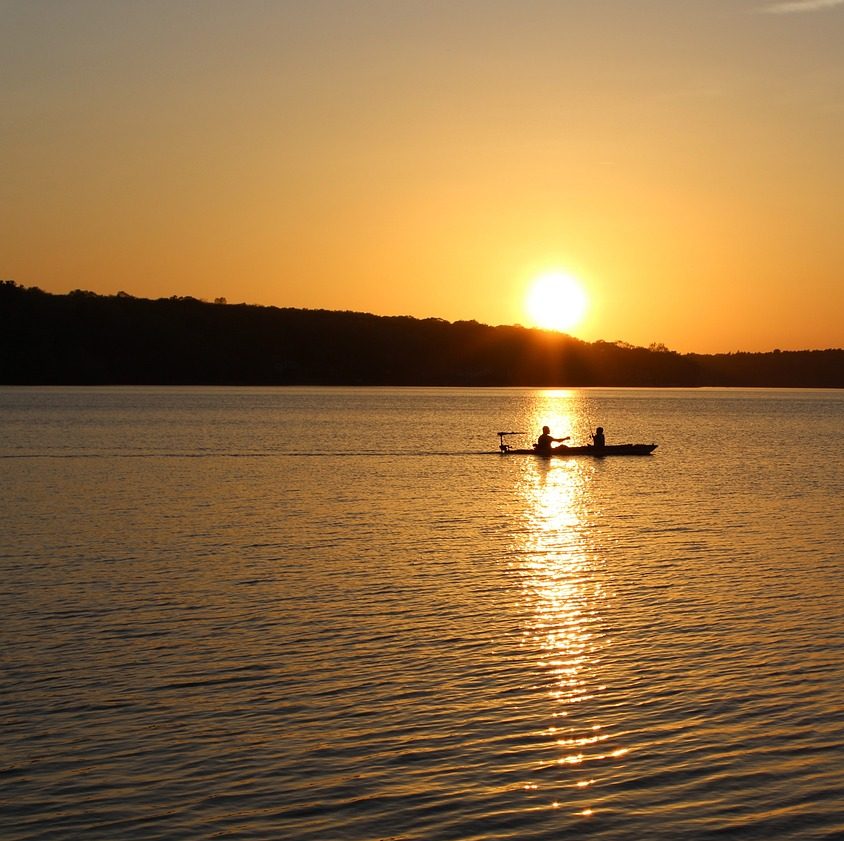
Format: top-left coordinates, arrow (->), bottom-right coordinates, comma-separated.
2,0 -> 842,353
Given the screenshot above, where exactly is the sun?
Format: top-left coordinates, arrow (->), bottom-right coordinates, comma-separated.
525,271 -> 588,333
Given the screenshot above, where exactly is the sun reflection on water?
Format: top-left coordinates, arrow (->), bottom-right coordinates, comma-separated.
514,453 -> 625,817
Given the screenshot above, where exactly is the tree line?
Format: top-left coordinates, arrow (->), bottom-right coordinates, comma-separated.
1,282 -> 841,387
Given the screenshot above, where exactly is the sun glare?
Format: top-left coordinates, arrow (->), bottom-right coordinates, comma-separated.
525,272 -> 588,333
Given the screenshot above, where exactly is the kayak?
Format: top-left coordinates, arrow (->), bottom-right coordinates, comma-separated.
495,432 -> 656,456
500,443 -> 657,457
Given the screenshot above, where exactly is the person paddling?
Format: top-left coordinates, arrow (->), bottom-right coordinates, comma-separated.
591,426 -> 606,449
536,426 -> 570,454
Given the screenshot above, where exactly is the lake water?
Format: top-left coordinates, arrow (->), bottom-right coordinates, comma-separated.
1,387 -> 842,840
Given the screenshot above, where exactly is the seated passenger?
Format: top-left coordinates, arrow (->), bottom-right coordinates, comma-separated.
591,426 -> 606,448
536,426 -> 570,454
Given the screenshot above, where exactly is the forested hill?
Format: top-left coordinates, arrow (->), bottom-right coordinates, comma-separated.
1,282 -> 842,387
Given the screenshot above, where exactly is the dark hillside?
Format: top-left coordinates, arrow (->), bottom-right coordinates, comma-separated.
1,283 -> 841,387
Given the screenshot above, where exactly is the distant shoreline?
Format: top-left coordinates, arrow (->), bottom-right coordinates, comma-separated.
2,283 -> 842,388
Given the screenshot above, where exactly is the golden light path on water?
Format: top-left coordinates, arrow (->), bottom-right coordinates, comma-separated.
514,396 -> 628,819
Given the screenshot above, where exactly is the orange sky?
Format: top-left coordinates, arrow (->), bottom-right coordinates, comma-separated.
2,1 -> 843,353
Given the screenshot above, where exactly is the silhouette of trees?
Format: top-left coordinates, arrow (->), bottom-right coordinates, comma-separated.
1,282 -> 841,387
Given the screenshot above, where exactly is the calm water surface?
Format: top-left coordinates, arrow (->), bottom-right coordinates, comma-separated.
1,387 -> 843,840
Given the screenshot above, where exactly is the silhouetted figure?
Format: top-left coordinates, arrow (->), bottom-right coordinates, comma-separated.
591,426 -> 606,448
536,426 -> 570,454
